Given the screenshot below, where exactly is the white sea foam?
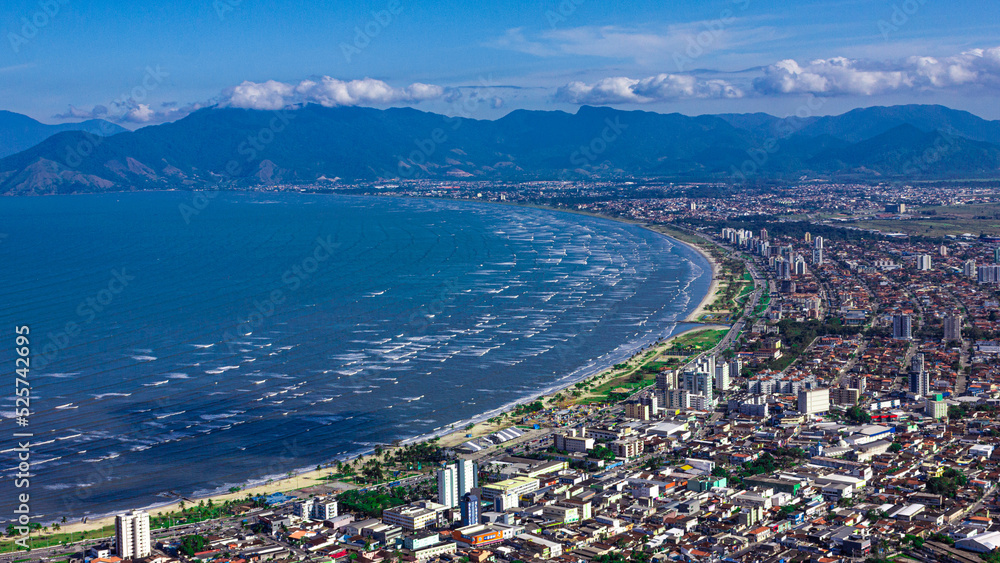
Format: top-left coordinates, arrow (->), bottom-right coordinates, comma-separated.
92,392 -> 132,399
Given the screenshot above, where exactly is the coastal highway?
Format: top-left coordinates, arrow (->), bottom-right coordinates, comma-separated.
0,511 -> 258,563
687,234 -> 768,364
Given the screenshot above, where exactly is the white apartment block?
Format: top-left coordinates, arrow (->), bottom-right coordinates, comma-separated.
438,466 -> 458,508
115,510 -> 151,560
797,388 -> 830,415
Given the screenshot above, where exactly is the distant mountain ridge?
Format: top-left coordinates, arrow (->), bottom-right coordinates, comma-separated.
0,110 -> 128,159
717,104 -> 1000,144
1,104 -> 999,195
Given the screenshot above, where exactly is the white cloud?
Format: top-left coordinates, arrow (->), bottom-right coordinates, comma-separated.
225,80 -> 296,111
53,77 -> 447,125
55,105 -> 109,120
221,77 -> 446,110
490,22 -> 778,67
493,25 -> 685,60
755,46 -> 1000,95
55,100 -> 206,125
556,74 -> 743,104
123,103 -> 156,123
492,28 -> 561,58
0,62 -> 35,73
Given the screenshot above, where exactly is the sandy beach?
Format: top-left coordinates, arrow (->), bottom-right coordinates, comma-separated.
674,234 -> 721,323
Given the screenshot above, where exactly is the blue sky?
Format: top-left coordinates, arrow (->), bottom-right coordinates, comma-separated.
2,0 -> 1000,126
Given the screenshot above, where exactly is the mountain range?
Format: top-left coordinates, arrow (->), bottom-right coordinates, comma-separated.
0,111 -> 127,160
1,104 -> 999,195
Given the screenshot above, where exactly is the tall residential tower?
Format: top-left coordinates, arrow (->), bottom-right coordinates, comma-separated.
115,510 -> 151,560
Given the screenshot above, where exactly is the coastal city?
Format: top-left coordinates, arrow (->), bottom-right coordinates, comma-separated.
8,1 -> 1000,563
7,179 -> 1000,563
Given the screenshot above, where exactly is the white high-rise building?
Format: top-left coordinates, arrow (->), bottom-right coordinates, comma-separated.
793,256 -> 807,275
666,389 -> 690,409
965,259 -> 977,278
715,362 -> 730,392
456,459 -> 477,499
682,366 -> 714,406
916,254 -> 932,271
962,259 -> 976,278
655,369 -> 675,397
639,393 -> 659,415
115,510 -> 151,560
437,466 -> 458,508
312,498 -> 338,520
699,355 -> 716,378
294,496 -> 337,521
688,394 -> 712,411
438,460 -> 476,509
295,498 -> 315,518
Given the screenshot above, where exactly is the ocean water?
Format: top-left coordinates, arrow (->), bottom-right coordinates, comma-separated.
0,191 -> 710,522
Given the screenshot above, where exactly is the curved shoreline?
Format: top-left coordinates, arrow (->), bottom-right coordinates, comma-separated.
469,199 -> 720,322
649,227 -> 720,323
22,320 -> 717,543
14,194 -> 719,543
